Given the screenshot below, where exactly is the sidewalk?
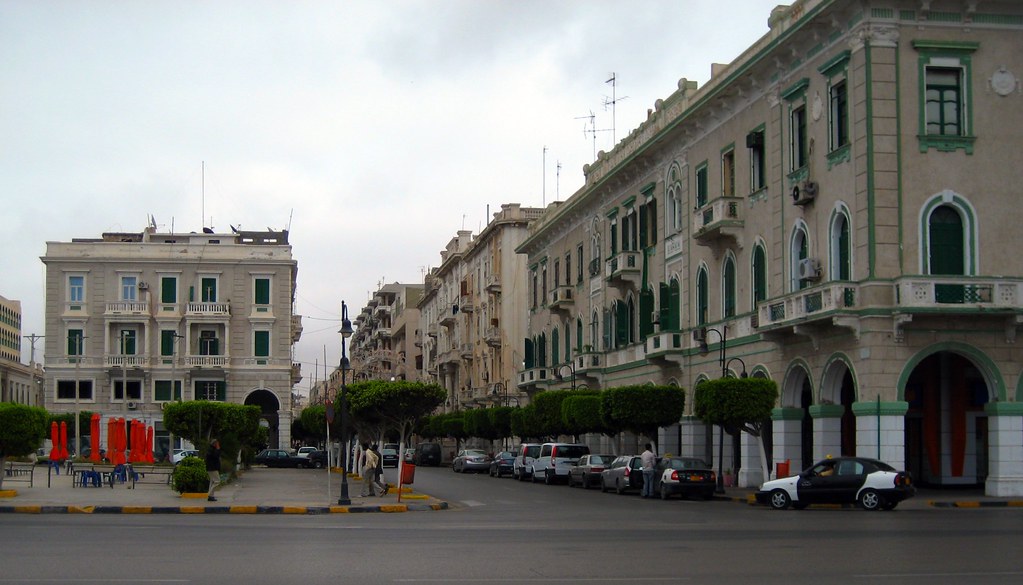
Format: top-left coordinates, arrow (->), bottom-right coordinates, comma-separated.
0,465 -> 448,514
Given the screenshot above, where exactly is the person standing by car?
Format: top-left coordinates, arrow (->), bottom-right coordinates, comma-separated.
640,443 -> 656,498
206,439 -> 222,502
361,443 -> 382,497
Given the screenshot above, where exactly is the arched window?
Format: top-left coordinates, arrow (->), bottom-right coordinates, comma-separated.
696,266 -> 709,325
790,224 -> 810,291
627,296 -> 637,344
723,255 -> 737,318
830,208 -> 851,281
590,310 -> 600,351
537,333 -> 547,368
928,205 -> 965,275
576,318 -> 584,352
551,327 -> 560,366
666,164 -> 683,233
752,243 -> 767,307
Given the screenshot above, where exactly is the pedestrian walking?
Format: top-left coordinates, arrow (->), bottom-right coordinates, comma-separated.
371,444 -> 387,497
640,443 -> 656,498
206,439 -> 222,502
361,443 -> 381,497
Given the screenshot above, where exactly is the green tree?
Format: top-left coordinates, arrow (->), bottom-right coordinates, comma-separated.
600,385 -> 686,450
510,404 -> 543,441
693,377 -> 778,482
347,380 -> 445,454
487,406 -> 514,445
0,403 -> 49,489
163,401 -> 263,467
562,393 -> 611,440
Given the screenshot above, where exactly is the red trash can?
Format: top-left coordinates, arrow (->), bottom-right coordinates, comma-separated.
776,459 -> 790,478
401,463 -> 415,485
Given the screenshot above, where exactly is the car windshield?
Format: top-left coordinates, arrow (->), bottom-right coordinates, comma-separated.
554,446 -> 588,459
589,454 -> 613,464
668,458 -> 709,470
382,449 -> 397,456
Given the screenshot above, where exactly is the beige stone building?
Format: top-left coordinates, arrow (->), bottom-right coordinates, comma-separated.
350,282 -> 424,382
516,0 -> 1023,495
1,294 -> 44,406
418,204 -> 540,411
41,226 -> 302,454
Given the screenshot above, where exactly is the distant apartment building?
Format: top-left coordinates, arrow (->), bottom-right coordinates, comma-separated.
516,0 -> 1023,495
41,226 -> 302,453
350,282 -> 424,382
0,294 -> 44,406
418,204 -> 540,411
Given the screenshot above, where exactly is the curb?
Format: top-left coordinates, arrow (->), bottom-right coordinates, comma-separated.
0,501 -> 449,514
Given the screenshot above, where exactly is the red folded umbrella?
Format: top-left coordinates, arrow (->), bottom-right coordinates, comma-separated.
59,421 -> 69,461
90,414 -> 101,462
145,426 -> 155,463
49,421 -> 59,461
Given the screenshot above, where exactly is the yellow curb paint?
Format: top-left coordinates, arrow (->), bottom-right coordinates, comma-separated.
1009,501 -> 1023,507
68,506 -> 94,514
282,506 -> 307,514
378,505 -> 407,513
181,493 -> 208,499
229,506 -> 258,514
122,506 -> 152,514
328,505 -> 351,513
402,494 -> 428,500
955,502 -> 981,508
0,490 -> 17,498
14,506 -> 41,513
179,507 -> 207,513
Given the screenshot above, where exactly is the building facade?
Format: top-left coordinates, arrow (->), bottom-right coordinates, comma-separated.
0,294 -> 44,406
516,0 -> 1023,495
41,226 -> 302,454
350,282 -> 424,382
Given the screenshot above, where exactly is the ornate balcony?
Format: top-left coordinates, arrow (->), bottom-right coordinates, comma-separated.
105,302 -> 149,316
644,332 -> 685,366
484,326 -> 502,348
605,250 -> 642,290
105,355 -> 148,368
517,366 -> 550,389
894,276 -> 1021,309
186,355 -> 229,367
549,285 -> 575,313
757,282 -> 861,347
693,197 -> 745,247
186,302 -> 230,317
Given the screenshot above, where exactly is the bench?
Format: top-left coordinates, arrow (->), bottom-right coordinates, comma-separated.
129,465 -> 174,488
3,461 -> 37,488
71,463 -> 123,488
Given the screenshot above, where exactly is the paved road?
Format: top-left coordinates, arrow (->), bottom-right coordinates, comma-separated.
2,465 -> 1022,584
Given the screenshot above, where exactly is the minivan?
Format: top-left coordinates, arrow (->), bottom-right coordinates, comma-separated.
413,442 -> 442,466
531,442 -> 590,484
513,443 -> 541,481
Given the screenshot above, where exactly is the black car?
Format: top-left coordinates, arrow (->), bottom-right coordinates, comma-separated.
755,457 -> 916,510
489,451 -> 516,477
304,450 -> 328,469
414,442 -> 442,466
254,449 -> 305,468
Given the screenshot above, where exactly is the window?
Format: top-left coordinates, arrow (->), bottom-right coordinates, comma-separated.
791,224 -> 810,291
200,277 -> 217,302
254,330 -> 270,358
531,268 -> 538,308
590,310 -> 600,351
609,217 -> 619,255
155,380 -> 182,401
254,277 -> 271,305
791,105 -> 808,170
747,130 -> 766,192
159,276 -> 177,304
114,380 -> 142,401
696,163 -> 709,207
121,275 -> 137,302
57,379 -> 93,401
721,148 -> 735,197
196,381 -> 226,401
666,164 -> 684,232
160,330 -> 178,357
67,329 -> 84,357
119,330 -> 136,355
696,267 -> 709,325
199,330 -> 219,355
576,318 -> 583,351
830,210 -> 851,280
913,40 -> 978,153
928,205 -> 965,275
576,244 -> 584,283
752,244 -> 767,306
723,256 -> 736,318
540,262 -> 548,305
829,80 -> 849,150
553,259 -> 560,291
564,253 -> 571,287
551,327 -> 560,366
68,275 -> 85,303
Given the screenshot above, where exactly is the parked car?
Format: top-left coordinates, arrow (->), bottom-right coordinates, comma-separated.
414,442 -> 442,466
489,451 -> 516,477
172,449 -> 199,464
404,448 -> 415,463
756,456 -> 916,511
600,455 -> 646,494
294,446 -> 318,459
380,448 -> 399,468
531,442 -> 590,484
652,457 -> 716,500
452,449 -> 491,473
513,443 -> 541,481
567,454 -> 615,489
254,448 -> 306,468
304,450 -> 328,469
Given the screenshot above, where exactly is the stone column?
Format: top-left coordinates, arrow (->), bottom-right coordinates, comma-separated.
985,402 -> 1023,497
738,432 -> 764,487
852,400 -> 909,470
810,404 -> 845,461
769,407 -> 804,479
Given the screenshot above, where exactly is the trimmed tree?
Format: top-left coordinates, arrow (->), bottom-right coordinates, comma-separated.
510,404 -> 544,441
600,385 -> 686,450
0,403 -> 49,489
163,401 -> 263,467
693,377 -> 778,483
562,393 -> 612,442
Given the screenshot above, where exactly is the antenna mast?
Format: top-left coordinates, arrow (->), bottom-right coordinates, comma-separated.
604,73 -> 628,147
201,161 -> 205,229
542,146 -> 548,207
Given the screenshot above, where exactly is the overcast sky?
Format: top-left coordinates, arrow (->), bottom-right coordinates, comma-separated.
1,0 -> 770,393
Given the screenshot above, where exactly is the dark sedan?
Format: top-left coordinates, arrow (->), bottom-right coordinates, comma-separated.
380,448 -> 399,468
568,453 -> 614,489
755,457 -> 916,510
651,457 -> 716,500
253,449 -> 305,468
489,451 -> 516,477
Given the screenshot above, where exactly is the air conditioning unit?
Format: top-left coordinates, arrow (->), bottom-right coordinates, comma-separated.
799,258 -> 822,281
137,282 -> 149,291
792,181 -> 818,205
127,400 -> 139,410
692,327 -> 706,342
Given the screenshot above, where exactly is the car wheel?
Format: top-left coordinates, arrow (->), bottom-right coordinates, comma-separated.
660,484 -> 670,500
769,489 -> 792,510
531,468 -> 539,483
545,470 -> 553,485
313,461 -> 324,469
858,489 -> 882,511
616,479 -> 625,495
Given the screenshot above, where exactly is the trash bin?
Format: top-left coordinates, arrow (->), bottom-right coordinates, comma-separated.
776,459 -> 790,478
401,462 -> 415,485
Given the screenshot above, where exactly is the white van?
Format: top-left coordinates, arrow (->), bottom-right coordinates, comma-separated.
531,442 -> 590,484
513,443 -> 541,481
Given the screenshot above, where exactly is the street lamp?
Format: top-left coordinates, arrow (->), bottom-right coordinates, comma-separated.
698,326 -> 732,494
553,362 -> 577,390
337,301 -> 354,506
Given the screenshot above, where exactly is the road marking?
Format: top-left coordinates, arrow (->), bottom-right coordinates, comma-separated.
857,572 -> 1023,579
396,579 -> 684,583
460,499 -> 486,507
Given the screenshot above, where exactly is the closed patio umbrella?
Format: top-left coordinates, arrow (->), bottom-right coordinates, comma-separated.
90,414 -> 101,462
49,421 -> 60,461
59,421 -> 69,461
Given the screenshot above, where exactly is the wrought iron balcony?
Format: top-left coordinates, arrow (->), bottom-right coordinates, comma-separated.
605,250 -> 642,288
693,197 -> 744,246
549,285 -> 575,312
757,282 -> 860,332
894,276 -> 1021,309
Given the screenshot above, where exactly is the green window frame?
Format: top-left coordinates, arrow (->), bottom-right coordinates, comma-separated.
696,163 -> 709,208
696,268 -> 709,325
119,330 -> 136,355
200,277 -> 217,302
154,380 -> 182,402
747,128 -> 766,193
67,329 -> 84,356
160,330 -> 176,356
913,40 -> 978,153
68,275 -> 85,303
723,257 -> 736,318
752,245 -> 767,306
721,147 -> 735,197
161,276 -> 177,304
551,327 -> 560,366
196,381 -> 226,401
254,278 -> 270,305
254,330 -> 270,358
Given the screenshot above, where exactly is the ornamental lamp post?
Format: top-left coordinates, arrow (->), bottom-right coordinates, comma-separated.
337,301 -> 354,506
553,362 -> 578,390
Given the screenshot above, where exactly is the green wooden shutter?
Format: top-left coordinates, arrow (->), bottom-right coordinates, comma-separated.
929,206 -> 964,275
524,338 -> 534,369
838,218 -> 851,280
659,282 -> 670,329
161,277 -> 176,303
254,278 -> 270,304
551,328 -> 560,366
753,246 -> 767,304
201,278 -> 217,302
254,330 -> 270,357
697,270 -> 709,325
615,302 -> 628,346
640,288 -> 655,338
724,259 -> 736,318
669,279 -> 681,331
161,330 -> 174,356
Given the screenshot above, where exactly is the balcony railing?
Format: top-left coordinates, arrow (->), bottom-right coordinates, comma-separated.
484,327 -> 502,347
186,302 -> 230,317
605,250 -> 641,284
105,302 -> 149,315
549,285 -> 574,311
186,355 -> 229,367
105,355 -> 148,368
693,197 -> 744,244
517,366 -> 549,387
758,282 -> 859,329
644,332 -> 684,361
575,351 -> 602,373
894,276 -> 1022,309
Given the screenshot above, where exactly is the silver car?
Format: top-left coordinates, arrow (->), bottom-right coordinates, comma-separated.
452,449 -> 491,473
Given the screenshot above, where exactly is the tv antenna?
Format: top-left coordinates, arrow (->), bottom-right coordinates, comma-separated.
574,110 -> 611,162
603,72 -> 628,146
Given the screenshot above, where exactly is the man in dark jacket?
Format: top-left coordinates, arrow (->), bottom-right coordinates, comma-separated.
206,439 -> 222,502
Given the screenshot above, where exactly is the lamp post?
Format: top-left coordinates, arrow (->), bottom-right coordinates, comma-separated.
337,301 -> 354,506
698,326 -> 730,494
553,362 -> 577,390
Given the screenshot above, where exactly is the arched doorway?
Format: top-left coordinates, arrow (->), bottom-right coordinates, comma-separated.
904,351 -> 990,487
245,388 -> 282,449
821,358 -> 857,457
